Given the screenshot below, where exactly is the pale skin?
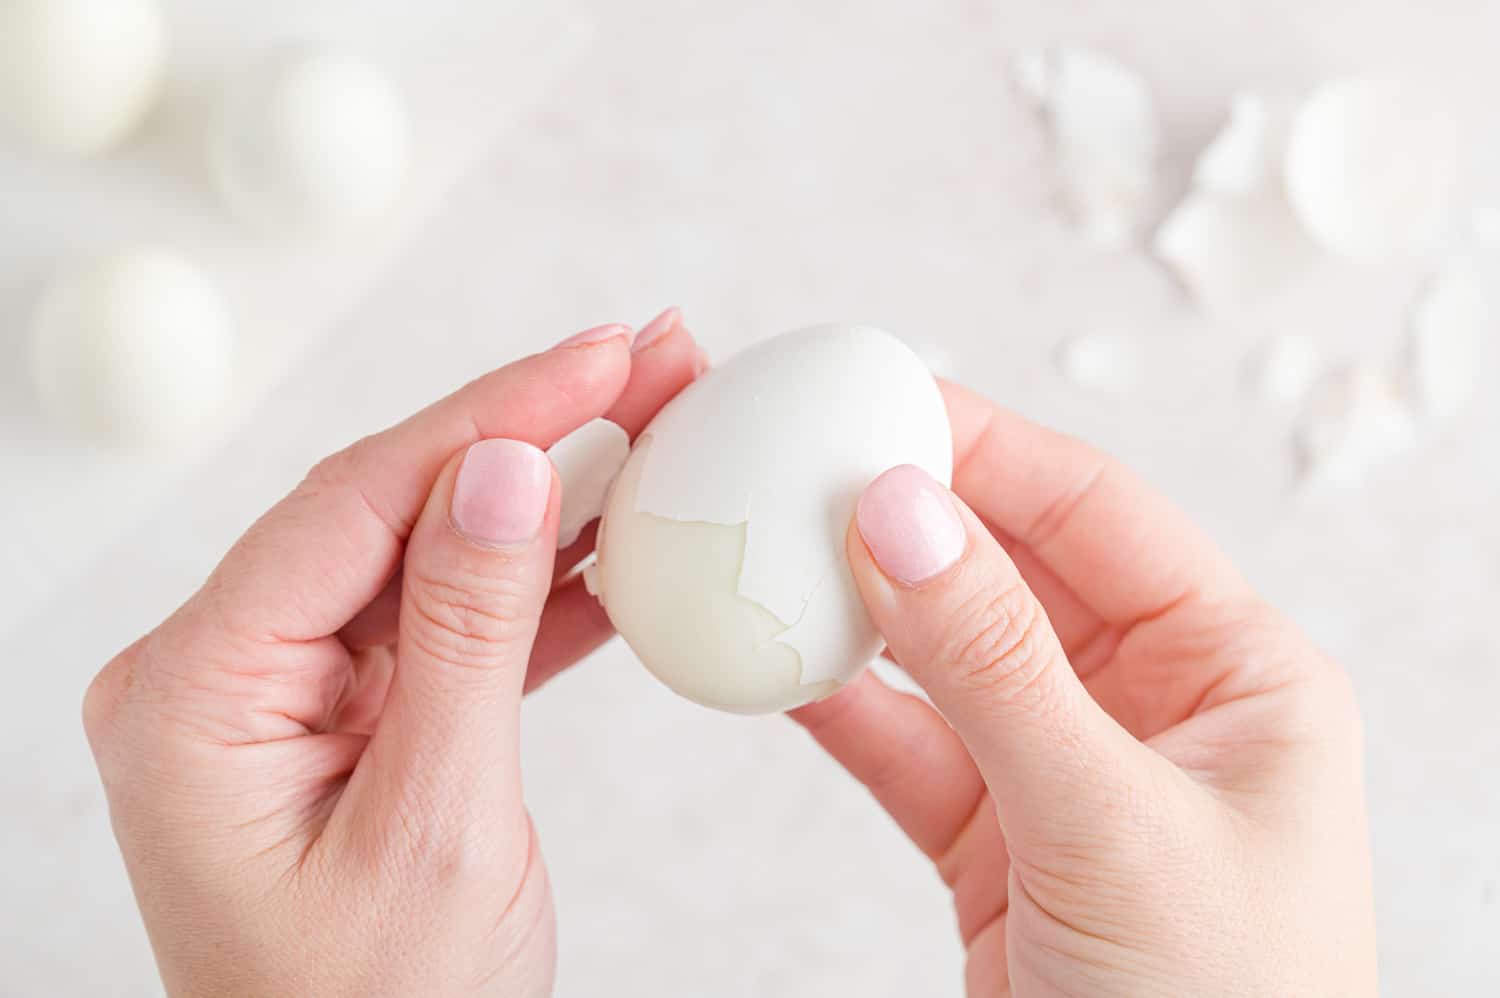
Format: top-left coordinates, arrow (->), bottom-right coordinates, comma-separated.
84,312 -> 1377,996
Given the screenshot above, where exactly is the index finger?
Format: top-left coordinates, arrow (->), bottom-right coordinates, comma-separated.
941,380 -> 1249,624
204,325 -> 638,644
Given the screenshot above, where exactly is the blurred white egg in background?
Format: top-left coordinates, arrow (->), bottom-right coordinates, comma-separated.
0,0 -> 168,155
1284,75 -> 1466,263
28,247 -> 236,449
208,44 -> 410,234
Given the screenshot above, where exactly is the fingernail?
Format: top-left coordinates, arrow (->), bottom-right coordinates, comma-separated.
553,323 -> 634,351
451,439 -> 552,545
632,306 -> 682,353
856,465 -> 966,586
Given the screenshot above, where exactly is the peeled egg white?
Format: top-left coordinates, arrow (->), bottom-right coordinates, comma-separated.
209,45 -> 408,233
28,247 -> 235,448
591,324 -> 952,714
0,0 -> 167,155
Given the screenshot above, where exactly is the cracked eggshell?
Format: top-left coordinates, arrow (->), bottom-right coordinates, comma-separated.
1245,335 -> 1322,405
1193,93 -> 1291,196
1298,363 -> 1418,491
1011,48 -> 1051,105
1154,186 -> 1316,314
547,418 -> 630,548
1027,46 -> 1161,249
1052,47 -> 1160,248
1285,75 -> 1465,262
592,324 -> 952,714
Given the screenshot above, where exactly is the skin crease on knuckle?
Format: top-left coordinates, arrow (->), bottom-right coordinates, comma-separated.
401,567 -> 534,675
943,578 -> 1058,716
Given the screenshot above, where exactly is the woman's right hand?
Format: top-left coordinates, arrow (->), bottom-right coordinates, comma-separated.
795,382 -> 1378,996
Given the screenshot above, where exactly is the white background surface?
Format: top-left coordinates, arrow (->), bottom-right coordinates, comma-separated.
3,2 -> 1498,995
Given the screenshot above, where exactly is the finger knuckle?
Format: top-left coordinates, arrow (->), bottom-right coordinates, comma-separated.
404,570 -> 531,672
1312,661 -> 1365,744
81,641 -> 141,745
944,584 -> 1055,708
305,442 -> 363,493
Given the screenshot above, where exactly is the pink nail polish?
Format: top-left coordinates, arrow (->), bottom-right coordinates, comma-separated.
856,466 -> 966,586
451,439 -> 551,545
554,323 -> 634,351
632,306 -> 682,353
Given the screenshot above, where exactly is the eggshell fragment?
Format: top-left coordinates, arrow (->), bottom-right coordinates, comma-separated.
0,0 -> 167,155
1056,331 -> 1140,393
1298,364 -> 1418,490
546,418 -> 630,548
1245,335 -> 1322,405
27,247 -> 235,448
1011,48 -> 1051,106
1284,76 -> 1465,262
593,324 -> 952,713
209,45 -> 409,233
1193,93 -> 1287,196
1406,266 -> 1488,429
1154,91 -> 1314,313
1155,188 -> 1315,313
1022,46 -> 1161,249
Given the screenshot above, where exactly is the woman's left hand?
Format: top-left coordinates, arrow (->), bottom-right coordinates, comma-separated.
83,314 -> 701,997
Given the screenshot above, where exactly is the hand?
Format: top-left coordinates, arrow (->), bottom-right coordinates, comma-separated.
794,382 -> 1378,996
82,314 -> 703,997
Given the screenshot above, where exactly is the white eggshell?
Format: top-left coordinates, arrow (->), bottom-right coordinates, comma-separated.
209,45 -> 408,233
1056,331 -> 1140,393
0,0 -> 167,155
547,418 -> 630,548
1154,186 -> 1317,313
28,247 -> 235,448
1284,76 -> 1465,262
1298,364 -> 1417,491
1193,93 -> 1290,196
593,324 -> 952,714
1037,46 -> 1161,249
1244,335 -> 1322,405
1011,48 -> 1051,106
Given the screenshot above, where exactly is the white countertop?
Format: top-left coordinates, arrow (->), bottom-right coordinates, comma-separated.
3,2 -> 1497,995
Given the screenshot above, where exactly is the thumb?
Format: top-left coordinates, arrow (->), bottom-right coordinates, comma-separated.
847,465 -> 1165,855
357,438 -> 558,834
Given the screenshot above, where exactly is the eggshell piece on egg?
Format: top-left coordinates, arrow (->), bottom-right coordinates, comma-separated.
593,324 -> 952,714
546,418 -> 630,548
1192,93 -> 1290,197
